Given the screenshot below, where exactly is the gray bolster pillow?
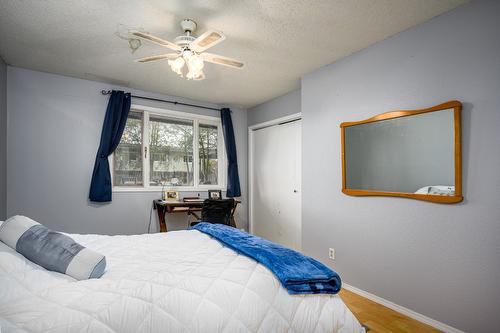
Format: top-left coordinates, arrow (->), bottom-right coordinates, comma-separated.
0,215 -> 106,280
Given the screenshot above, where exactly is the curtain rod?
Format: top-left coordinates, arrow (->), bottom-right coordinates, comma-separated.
100,90 -> 223,111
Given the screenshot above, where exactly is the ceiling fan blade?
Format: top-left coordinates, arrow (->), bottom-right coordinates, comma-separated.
131,30 -> 181,51
190,30 -> 226,52
201,52 -> 244,69
134,54 -> 179,63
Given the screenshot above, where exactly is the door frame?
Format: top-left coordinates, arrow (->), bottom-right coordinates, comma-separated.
248,113 -> 302,234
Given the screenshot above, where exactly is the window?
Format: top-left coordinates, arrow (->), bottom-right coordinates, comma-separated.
113,106 -> 226,191
199,124 -> 219,185
149,116 -> 194,186
113,111 -> 143,186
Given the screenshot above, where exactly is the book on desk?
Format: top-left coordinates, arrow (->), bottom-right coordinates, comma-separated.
182,197 -> 205,203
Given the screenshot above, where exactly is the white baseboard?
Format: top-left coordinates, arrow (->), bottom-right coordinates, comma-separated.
342,283 -> 465,333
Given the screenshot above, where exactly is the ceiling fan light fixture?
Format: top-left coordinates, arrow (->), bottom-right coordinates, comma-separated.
133,19 -> 244,81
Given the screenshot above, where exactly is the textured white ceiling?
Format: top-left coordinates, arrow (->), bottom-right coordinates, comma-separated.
0,0 -> 467,108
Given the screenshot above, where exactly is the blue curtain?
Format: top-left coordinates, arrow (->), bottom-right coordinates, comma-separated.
221,108 -> 241,197
89,90 -> 131,202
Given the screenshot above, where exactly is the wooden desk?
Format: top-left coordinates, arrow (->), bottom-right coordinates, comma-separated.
153,199 -> 241,232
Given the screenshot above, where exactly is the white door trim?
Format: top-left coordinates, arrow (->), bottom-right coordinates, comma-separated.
248,113 -> 302,235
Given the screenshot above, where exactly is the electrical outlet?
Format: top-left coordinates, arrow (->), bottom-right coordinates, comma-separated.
328,248 -> 335,260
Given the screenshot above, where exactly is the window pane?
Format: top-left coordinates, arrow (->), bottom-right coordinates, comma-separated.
199,123 -> 218,185
149,116 -> 194,186
113,111 -> 143,186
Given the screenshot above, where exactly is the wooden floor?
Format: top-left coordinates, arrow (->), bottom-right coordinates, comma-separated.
339,289 -> 442,333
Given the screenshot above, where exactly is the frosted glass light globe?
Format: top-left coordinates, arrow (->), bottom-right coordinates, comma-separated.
186,69 -> 205,81
188,55 -> 204,72
168,57 -> 185,76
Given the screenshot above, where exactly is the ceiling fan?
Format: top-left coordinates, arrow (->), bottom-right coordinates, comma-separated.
132,19 -> 244,81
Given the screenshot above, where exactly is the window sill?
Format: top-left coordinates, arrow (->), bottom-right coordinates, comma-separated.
113,186 -> 226,193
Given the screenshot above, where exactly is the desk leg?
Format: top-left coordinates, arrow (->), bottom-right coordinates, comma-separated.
155,204 -> 168,232
230,205 -> 238,228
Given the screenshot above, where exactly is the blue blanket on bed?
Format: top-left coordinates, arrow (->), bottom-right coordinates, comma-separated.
191,223 -> 341,295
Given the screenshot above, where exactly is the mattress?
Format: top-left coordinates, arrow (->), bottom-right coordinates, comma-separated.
0,229 -> 364,333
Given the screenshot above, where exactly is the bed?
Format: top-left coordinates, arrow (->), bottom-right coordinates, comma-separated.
0,227 -> 364,333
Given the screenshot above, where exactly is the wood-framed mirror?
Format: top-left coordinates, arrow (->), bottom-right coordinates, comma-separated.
340,101 -> 462,204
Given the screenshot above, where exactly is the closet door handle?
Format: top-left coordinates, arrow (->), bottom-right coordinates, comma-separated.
293,190 -> 298,193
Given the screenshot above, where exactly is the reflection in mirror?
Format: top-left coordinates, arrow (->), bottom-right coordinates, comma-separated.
345,109 -> 455,193
341,101 -> 462,203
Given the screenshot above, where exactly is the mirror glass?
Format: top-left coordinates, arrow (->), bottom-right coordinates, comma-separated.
343,107 -> 459,200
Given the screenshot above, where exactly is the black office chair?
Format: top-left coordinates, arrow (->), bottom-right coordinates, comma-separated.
188,198 -> 235,227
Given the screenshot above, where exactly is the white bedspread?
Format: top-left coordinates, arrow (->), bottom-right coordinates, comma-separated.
0,229 -> 364,333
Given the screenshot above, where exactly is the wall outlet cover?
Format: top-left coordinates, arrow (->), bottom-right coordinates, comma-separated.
329,248 -> 335,260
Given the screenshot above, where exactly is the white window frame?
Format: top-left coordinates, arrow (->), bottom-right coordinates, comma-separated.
112,104 -> 227,192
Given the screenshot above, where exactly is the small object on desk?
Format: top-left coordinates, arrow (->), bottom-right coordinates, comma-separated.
165,190 -> 179,201
208,189 -> 222,200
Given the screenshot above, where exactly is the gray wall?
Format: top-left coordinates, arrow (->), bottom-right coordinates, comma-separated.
300,1 -> 499,332
0,57 -> 6,220
345,109 -> 455,193
6,67 -> 248,234
248,88 -> 301,126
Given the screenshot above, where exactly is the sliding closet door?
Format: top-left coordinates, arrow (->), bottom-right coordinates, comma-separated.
276,120 -> 301,250
251,120 -> 301,250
